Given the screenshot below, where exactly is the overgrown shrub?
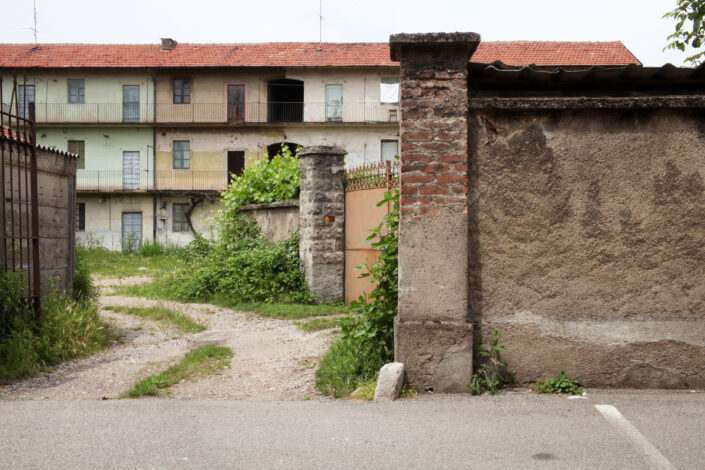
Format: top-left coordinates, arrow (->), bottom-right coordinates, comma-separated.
150,147 -> 312,306
139,240 -> 165,257
221,143 -> 300,217
316,188 -> 399,397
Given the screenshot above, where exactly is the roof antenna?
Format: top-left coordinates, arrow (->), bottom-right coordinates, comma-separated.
31,0 -> 39,48
318,0 -> 323,51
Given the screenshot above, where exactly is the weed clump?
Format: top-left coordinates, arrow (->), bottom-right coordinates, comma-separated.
531,372 -> 584,395
468,329 -> 511,396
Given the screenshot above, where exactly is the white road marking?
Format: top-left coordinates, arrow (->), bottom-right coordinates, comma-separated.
595,404 -> 676,470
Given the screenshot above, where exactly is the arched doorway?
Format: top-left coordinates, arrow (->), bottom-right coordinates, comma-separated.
267,79 -> 303,123
267,142 -> 301,161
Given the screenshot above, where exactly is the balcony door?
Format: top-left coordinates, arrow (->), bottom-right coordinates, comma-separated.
227,85 -> 245,122
18,85 -> 35,119
325,84 -> 343,122
122,85 -> 140,122
227,151 -> 245,183
122,151 -> 140,190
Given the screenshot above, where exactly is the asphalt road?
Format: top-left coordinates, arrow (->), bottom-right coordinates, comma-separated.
1,390 -> 703,469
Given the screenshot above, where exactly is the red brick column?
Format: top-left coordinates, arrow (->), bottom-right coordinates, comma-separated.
390,33 -> 480,393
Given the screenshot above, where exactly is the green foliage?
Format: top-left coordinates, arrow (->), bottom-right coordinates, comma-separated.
531,372 -> 584,395
138,240 -> 165,257
73,246 -> 97,302
0,277 -> 111,384
222,143 -> 300,215
102,305 -> 206,334
316,188 -> 399,397
468,329 -> 509,396
124,345 -> 233,398
664,0 -> 705,64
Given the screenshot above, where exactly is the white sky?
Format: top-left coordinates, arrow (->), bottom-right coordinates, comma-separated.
0,0 -> 694,66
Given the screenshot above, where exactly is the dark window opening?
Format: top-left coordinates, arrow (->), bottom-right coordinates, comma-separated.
76,203 -> 85,231
227,151 -> 245,181
172,203 -> 190,232
267,79 -> 303,123
174,79 -> 191,104
267,142 -> 300,161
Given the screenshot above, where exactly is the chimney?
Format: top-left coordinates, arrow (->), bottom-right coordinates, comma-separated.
160,38 -> 177,51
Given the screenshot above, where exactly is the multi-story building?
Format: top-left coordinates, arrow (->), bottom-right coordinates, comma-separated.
0,39 -> 639,249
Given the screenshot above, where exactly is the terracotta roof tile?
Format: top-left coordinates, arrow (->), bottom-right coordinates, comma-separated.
0,41 -> 640,68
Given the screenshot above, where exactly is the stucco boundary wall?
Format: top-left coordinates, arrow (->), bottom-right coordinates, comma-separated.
392,31 -> 705,390
239,200 -> 300,242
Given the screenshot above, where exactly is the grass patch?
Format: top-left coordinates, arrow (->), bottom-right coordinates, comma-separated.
314,338 -> 361,398
295,317 -> 339,332
124,344 -> 233,398
350,378 -> 377,401
79,246 -> 182,279
102,305 -> 206,334
114,283 -> 347,320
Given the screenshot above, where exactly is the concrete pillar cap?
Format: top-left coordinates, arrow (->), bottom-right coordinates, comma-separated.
389,32 -> 481,61
298,145 -> 347,157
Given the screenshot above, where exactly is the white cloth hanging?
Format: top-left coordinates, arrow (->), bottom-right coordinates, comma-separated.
380,83 -> 399,103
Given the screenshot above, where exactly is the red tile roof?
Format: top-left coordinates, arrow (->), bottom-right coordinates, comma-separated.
0,41 -> 640,68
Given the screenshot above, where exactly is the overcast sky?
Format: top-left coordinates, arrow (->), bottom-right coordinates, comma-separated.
0,0 -> 693,66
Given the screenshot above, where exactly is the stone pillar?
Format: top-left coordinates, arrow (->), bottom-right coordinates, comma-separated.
298,145 -> 346,303
390,33 -> 480,393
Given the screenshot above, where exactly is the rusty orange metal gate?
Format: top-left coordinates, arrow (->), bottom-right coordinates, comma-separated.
344,160 -> 399,305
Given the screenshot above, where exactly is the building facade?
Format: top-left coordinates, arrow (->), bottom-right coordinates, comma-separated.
0,40 -> 639,249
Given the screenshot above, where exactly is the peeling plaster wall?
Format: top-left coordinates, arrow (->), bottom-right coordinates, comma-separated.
470,108 -> 705,387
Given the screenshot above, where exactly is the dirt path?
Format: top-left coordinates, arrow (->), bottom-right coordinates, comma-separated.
0,277 -> 338,401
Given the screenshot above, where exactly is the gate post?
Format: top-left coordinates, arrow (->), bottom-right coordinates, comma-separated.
390,33 -> 480,393
298,145 -> 346,303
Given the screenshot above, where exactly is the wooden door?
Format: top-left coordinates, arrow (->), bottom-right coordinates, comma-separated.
227,85 -> 245,122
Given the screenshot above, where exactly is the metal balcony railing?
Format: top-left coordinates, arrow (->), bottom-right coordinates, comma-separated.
34,103 -> 155,124
156,102 -> 400,124
31,102 -> 400,124
76,170 -> 228,192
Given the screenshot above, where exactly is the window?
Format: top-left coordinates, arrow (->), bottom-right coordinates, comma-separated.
68,79 -> 85,103
172,203 -> 190,232
380,77 -> 399,104
173,141 -> 190,169
68,140 -> 85,169
381,140 -> 398,162
76,203 -> 85,231
173,79 -> 190,104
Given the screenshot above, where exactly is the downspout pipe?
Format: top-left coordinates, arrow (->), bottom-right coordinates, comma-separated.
149,68 -> 157,241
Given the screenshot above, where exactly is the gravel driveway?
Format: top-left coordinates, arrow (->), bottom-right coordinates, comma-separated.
0,277 -> 338,401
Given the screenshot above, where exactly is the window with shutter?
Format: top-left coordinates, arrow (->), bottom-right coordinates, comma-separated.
173,141 -> 190,169
68,79 -> 85,103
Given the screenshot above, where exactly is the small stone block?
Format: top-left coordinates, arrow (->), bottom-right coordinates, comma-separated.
374,362 -> 405,401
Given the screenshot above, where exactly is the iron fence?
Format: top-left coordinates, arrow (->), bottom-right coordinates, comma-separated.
344,160 -> 400,191
1,77 -> 41,318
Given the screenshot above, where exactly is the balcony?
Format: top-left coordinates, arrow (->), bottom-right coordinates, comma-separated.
77,170 -> 227,192
32,102 -> 399,125
156,102 -> 400,124
34,103 -> 154,124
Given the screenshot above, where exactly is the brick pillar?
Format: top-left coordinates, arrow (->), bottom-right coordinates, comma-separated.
298,145 -> 346,303
390,33 -> 480,393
